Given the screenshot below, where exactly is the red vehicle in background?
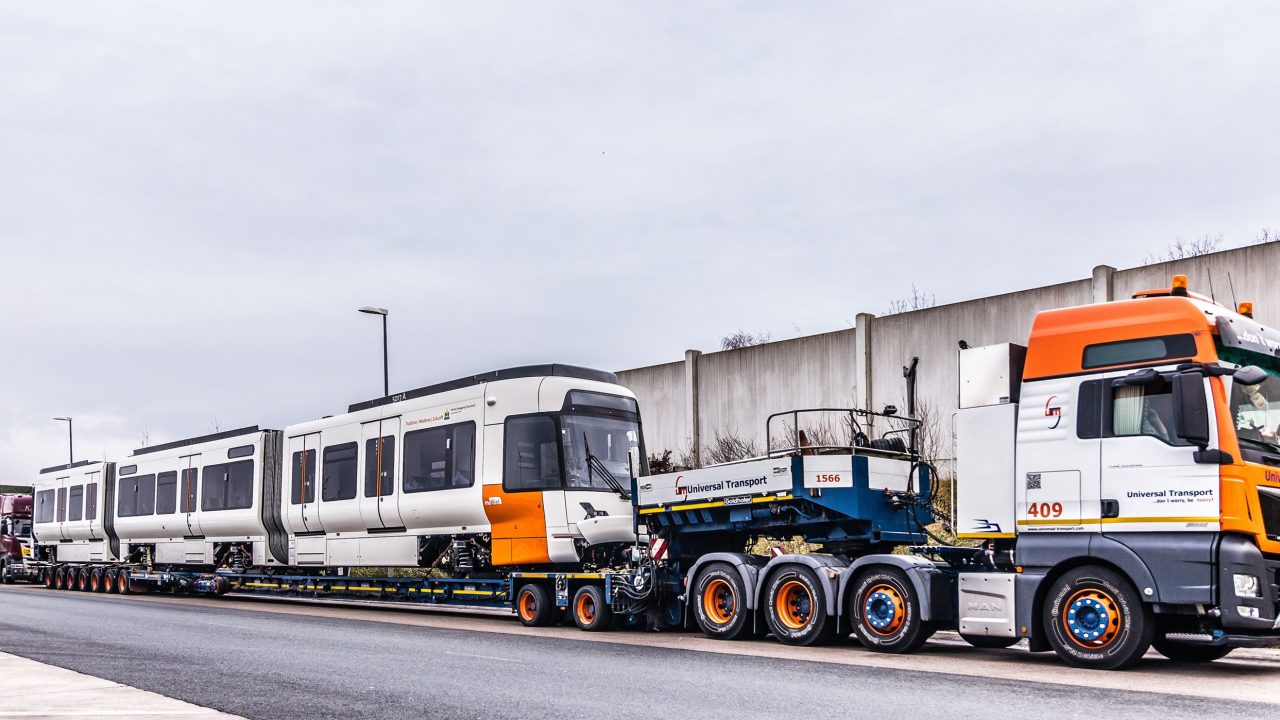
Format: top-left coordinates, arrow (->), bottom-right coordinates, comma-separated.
0,494 -> 34,583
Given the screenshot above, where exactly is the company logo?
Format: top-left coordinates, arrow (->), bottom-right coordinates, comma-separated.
966,600 -> 1005,613
971,519 -> 1004,533
1044,395 -> 1062,429
1265,470 -> 1280,485
674,475 -> 687,496
723,496 -> 753,506
443,410 -> 450,420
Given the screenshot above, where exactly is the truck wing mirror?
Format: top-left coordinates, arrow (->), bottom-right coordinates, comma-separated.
1118,368 -> 1160,386
1172,372 -> 1210,447
1233,365 -> 1269,387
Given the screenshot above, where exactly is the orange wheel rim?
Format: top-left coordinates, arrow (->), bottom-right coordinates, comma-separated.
1063,588 -> 1122,649
576,593 -> 596,624
863,583 -> 906,636
519,591 -> 538,621
702,578 -> 737,625
775,580 -> 814,630
90,574 -> 99,591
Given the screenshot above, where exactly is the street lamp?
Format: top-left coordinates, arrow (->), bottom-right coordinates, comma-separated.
358,306 -> 390,397
53,417 -> 73,465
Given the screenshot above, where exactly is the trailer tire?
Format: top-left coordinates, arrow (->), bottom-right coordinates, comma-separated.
764,565 -> 835,646
78,568 -> 93,592
516,584 -> 555,627
849,567 -> 928,654
692,563 -> 752,640
117,570 -> 132,595
104,570 -> 119,593
571,585 -> 612,632
1152,639 -> 1232,663
42,568 -> 55,589
961,634 -> 1020,649
1042,565 -> 1152,670
52,567 -> 65,590
89,568 -> 104,593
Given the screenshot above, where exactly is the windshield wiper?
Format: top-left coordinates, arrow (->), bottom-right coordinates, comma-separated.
583,433 -> 631,500
1236,435 -> 1280,455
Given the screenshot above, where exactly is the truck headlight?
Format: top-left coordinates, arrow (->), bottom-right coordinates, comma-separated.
1238,605 -> 1261,619
1234,573 -> 1261,598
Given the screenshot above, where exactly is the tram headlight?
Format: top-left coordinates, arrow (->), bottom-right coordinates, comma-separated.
1233,573 -> 1260,598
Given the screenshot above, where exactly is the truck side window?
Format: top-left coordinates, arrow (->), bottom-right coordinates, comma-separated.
1110,378 -> 1186,446
503,415 -> 562,491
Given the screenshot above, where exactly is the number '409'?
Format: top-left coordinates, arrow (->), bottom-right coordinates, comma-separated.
1026,501 -> 1063,518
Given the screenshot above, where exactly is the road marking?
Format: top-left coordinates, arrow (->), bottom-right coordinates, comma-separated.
445,651 -> 518,662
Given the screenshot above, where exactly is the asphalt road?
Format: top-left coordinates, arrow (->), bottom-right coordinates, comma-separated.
1,584 -> 1277,720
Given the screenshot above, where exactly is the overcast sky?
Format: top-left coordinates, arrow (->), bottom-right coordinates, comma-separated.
2,2 -> 1278,481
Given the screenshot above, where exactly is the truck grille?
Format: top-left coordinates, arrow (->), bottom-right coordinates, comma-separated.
1261,488 -> 1280,541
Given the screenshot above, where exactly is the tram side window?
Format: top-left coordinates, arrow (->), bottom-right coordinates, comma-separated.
56,487 -> 67,522
118,474 -> 157,517
503,416 -> 561,491
291,449 -> 316,505
67,485 -> 83,522
201,461 -> 254,511
35,490 -> 54,523
86,482 -> 98,521
364,436 -> 396,497
403,422 -> 475,493
156,471 -> 178,515
322,443 -> 358,502
181,469 -> 198,513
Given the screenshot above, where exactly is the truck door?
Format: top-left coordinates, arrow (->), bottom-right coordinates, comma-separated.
180,455 -> 202,537
1099,374 -> 1219,531
359,417 -> 403,530
286,433 -> 320,533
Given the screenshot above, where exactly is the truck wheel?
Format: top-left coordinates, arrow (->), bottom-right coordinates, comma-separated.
1152,639 -> 1232,663
572,585 -> 612,631
0,559 -> 10,584
961,634 -> 1020,649
89,568 -> 102,593
76,568 -> 91,592
1042,565 -> 1152,670
849,567 -> 928,653
516,584 -> 555,627
764,565 -> 835,646
692,563 -> 752,640
117,570 -> 133,595
42,568 -> 56,589
52,567 -> 66,590
104,570 -> 119,593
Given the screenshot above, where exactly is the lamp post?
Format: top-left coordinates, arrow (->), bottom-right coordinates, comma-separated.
358,306 -> 390,397
53,417 -> 73,465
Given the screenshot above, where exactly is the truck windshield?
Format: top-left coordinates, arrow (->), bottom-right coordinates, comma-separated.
12,519 -> 31,538
561,414 -> 640,491
1232,373 -> 1280,455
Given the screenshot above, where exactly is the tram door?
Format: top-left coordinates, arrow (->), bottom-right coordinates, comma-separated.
180,455 -> 202,537
287,433 -> 320,533
360,418 -> 403,530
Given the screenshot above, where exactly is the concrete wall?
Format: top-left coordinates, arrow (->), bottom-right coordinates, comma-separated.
618,242 -> 1280,467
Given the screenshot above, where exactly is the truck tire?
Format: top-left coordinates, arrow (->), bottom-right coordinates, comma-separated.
53,567 -> 66,590
76,568 -> 91,592
849,567 -> 929,653
89,568 -> 103,593
961,634 -> 1020,649
571,585 -> 612,631
117,570 -> 133,595
692,563 -> 752,640
516,584 -> 555,627
1152,639 -> 1232,663
104,569 -> 119,593
42,568 -> 56,589
764,565 -> 835,646
1042,565 -> 1152,670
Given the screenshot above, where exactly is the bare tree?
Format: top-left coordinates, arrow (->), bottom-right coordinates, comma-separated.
211,417 -> 222,433
1144,233 -> 1224,264
137,428 -> 151,448
647,450 -> 691,474
884,284 -> 936,315
1255,227 -> 1280,245
703,428 -> 761,465
720,330 -> 771,350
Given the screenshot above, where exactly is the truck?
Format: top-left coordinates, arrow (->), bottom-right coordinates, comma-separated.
0,494 -> 35,583
32,274 -> 1280,670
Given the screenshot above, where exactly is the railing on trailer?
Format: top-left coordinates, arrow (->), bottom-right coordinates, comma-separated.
765,407 -> 920,458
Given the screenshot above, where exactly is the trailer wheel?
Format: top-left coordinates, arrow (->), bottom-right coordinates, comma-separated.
764,565 -> 835,646
104,570 -> 119,593
52,567 -> 65,590
1152,639 -> 1232,663
572,585 -> 612,632
516,584 -> 555,627
116,570 -> 132,595
42,568 -> 56,589
961,634 -> 1020,649
692,563 -> 752,640
1042,565 -> 1152,670
849,567 -> 928,653
89,568 -> 103,593
77,568 -> 92,592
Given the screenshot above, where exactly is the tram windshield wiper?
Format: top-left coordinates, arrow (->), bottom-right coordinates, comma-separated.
584,433 -> 631,500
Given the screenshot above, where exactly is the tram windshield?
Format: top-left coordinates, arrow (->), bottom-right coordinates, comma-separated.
561,414 -> 641,491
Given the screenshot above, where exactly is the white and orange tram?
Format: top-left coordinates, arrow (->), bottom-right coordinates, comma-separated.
31,365 -> 644,598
